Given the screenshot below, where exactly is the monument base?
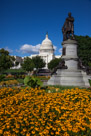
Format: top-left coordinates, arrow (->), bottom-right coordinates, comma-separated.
48,39 -> 90,87
47,69 -> 90,87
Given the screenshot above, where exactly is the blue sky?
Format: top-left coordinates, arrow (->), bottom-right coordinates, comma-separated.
0,0 -> 91,57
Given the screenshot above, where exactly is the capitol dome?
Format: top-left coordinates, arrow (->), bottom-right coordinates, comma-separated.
39,33 -> 55,69
40,33 -> 54,50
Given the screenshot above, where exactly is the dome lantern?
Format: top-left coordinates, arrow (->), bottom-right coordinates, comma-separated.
46,32 -> 48,39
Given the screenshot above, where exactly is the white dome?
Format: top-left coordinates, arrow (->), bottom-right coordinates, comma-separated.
40,34 -> 54,50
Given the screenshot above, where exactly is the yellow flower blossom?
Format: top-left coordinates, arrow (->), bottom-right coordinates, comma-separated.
0,87 -> 91,135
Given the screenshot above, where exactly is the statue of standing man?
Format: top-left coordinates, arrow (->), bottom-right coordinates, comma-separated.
62,12 -> 75,41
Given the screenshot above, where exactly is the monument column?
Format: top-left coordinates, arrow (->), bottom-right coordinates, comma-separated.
62,39 -> 78,70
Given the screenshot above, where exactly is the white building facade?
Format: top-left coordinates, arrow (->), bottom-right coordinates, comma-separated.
39,33 -> 55,68
11,34 -> 61,69
29,33 -> 60,69
10,56 -> 23,69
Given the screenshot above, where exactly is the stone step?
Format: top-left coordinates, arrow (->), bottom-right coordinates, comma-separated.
47,69 -> 90,87
56,69 -> 84,77
48,78 -> 85,87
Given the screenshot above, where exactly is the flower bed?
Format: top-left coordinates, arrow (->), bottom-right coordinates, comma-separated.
0,87 -> 91,136
0,80 -> 19,86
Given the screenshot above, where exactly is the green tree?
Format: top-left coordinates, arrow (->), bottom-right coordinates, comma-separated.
21,57 -> 35,72
0,48 -> 15,72
48,57 -> 62,70
15,61 -> 19,66
75,35 -> 91,66
32,56 -> 45,69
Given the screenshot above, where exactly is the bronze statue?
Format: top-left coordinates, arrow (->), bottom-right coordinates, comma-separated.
62,12 -> 75,41
51,60 -> 67,75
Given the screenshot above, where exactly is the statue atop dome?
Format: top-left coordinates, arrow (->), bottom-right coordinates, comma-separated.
46,32 -> 48,38
62,12 -> 75,41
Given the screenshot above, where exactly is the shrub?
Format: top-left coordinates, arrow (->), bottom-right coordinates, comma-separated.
0,75 -> 5,82
24,76 -> 43,88
89,79 -> 91,86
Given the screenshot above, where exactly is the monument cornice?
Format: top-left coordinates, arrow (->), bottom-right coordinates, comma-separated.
63,58 -> 78,61
62,39 -> 77,45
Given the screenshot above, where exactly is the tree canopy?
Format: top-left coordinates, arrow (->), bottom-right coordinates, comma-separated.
75,35 -> 91,66
48,57 -> 62,70
32,56 -> 45,69
0,48 -> 15,72
22,56 -> 45,72
22,57 -> 35,72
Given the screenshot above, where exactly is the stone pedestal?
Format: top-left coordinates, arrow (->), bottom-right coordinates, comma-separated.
47,39 -> 90,87
62,39 -> 78,70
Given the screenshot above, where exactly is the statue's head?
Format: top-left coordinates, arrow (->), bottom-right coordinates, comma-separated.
68,12 -> 71,17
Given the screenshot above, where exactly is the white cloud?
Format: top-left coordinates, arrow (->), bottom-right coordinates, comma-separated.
19,44 -> 41,54
59,48 -> 62,54
53,45 -> 57,50
19,44 -> 57,54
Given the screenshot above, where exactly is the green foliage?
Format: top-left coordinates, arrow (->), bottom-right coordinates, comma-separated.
4,68 -> 26,73
0,48 -> 15,72
24,76 -> 30,86
75,35 -> 91,66
45,85 -> 88,93
0,75 -> 5,82
48,57 -> 62,70
32,56 -> 46,69
4,77 -> 15,81
17,78 -> 24,84
89,80 -> 91,86
88,62 -> 91,67
22,57 -> 35,72
22,56 -> 45,73
35,76 -> 50,81
15,61 -> 19,66
24,76 -> 43,88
